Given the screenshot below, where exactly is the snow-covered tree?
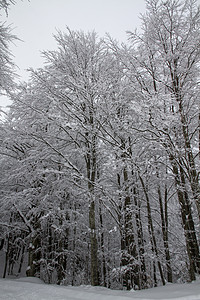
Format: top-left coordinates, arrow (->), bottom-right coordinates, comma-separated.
126,0 -> 200,281
1,0 -> 199,290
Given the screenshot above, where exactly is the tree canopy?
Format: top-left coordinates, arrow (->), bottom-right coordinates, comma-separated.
0,0 -> 199,290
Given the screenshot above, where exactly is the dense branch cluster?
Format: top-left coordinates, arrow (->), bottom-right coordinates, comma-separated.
0,0 -> 199,290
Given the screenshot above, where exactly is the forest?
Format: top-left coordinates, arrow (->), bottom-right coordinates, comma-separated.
0,0 -> 199,291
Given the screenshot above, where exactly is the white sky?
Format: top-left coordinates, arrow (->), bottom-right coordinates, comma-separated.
0,0 -> 147,107
0,0 -> 199,108
3,0 -> 146,78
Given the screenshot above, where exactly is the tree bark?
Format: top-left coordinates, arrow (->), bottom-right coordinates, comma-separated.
120,165 -> 139,290
139,175 -> 166,286
133,186 -> 147,289
156,171 -> 173,283
86,133 -> 99,286
169,154 -> 200,280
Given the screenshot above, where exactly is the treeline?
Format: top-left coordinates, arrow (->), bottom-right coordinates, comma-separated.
0,0 -> 199,290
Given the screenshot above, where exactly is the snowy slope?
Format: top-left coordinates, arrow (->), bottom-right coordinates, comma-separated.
0,277 -> 200,300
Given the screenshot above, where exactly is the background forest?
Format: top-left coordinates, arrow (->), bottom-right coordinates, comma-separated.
0,0 -> 199,291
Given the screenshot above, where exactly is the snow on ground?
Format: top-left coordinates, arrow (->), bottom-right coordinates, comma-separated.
0,277 -> 200,300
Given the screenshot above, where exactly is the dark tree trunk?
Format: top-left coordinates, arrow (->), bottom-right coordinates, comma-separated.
169,154 -> 200,281
120,166 -> 139,290
3,235 -> 9,278
157,172 -> 173,283
133,187 -> 147,289
164,184 -> 173,283
26,234 -> 41,278
99,202 -> 107,287
85,106 -> 99,286
89,198 -> 99,286
139,175 -> 165,286
18,244 -> 25,275
0,239 -> 4,251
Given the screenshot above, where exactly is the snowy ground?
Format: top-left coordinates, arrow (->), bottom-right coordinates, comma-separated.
0,277 -> 200,300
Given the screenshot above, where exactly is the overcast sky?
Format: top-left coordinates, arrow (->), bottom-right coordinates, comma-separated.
0,0 -> 147,107
4,0 -> 146,76
1,0 -> 199,108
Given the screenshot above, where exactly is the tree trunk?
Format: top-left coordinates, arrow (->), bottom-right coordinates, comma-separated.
164,184 -> 173,283
3,235 -> 9,278
179,164 -> 200,276
89,198 -> 99,286
133,187 -> 147,289
99,201 -> 107,287
169,154 -> 200,280
120,166 -> 139,290
180,110 -> 200,221
84,103 -> 99,286
157,174 -> 173,283
87,155 -> 99,286
139,175 -> 166,286
18,244 -> 25,275
26,234 -> 41,278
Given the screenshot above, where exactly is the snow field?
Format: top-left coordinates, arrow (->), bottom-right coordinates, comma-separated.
0,277 -> 200,300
